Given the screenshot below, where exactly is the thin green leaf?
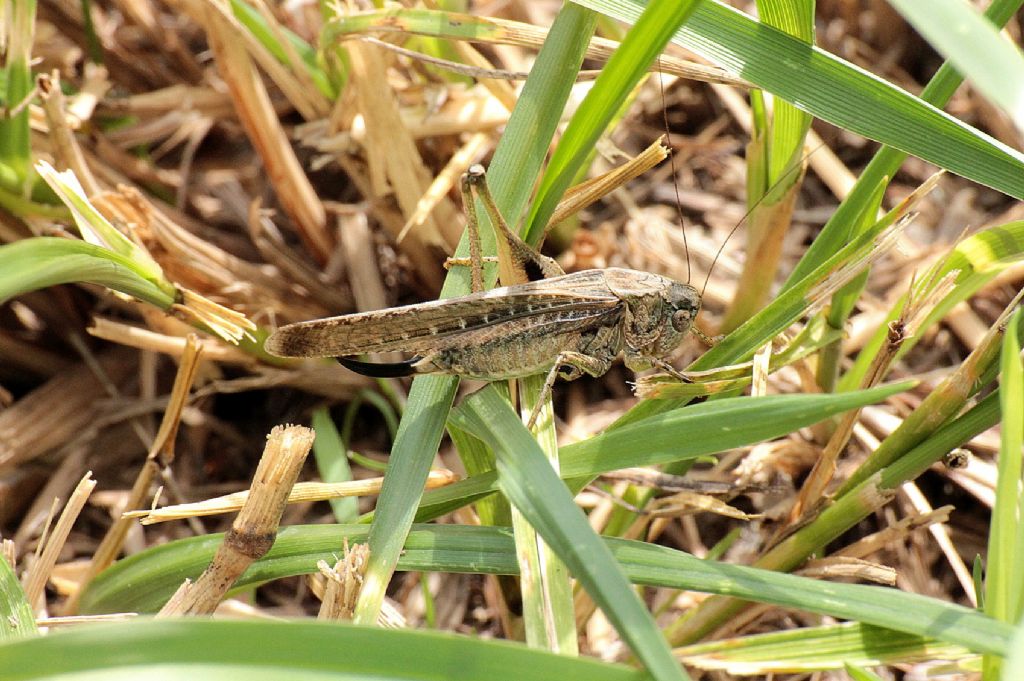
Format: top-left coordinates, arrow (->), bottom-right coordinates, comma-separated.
0,0 -> 35,184
81,524 -> 1014,657
0,620 -> 649,681
985,308 -> 1023,681
408,381 -> 914,522
455,388 -> 687,681
888,0 -> 1024,130
0,552 -> 35,640
311,407 -> 358,523
676,621 -> 970,674
577,0 -> 1024,199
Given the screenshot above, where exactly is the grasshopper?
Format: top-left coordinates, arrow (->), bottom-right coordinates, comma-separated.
265,166 -> 703,426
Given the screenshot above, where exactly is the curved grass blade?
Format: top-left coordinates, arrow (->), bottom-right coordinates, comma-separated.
0,237 -> 176,308
80,524 -> 1012,657
406,381 -> 914,522
889,0 -> 1024,130
455,387 -> 687,681
578,0 -> 1024,199
0,620 -> 647,681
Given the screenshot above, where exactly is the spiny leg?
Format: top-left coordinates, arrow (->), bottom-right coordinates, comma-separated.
463,165 -> 564,284
459,170 -> 486,293
526,351 -> 613,430
444,255 -> 498,270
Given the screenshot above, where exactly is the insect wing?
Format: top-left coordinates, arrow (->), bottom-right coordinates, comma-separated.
264,272 -> 619,358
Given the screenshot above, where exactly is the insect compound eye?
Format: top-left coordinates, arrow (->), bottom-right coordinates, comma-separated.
671,307 -> 693,332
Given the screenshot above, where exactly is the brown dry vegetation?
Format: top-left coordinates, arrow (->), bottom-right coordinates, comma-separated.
2,1 -> 1023,679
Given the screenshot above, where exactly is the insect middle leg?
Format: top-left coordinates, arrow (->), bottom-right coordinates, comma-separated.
527,351 -> 614,429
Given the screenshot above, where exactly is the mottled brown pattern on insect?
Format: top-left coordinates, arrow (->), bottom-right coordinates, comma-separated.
265,267 -> 701,382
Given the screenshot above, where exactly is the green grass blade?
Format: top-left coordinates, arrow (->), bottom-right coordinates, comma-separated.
0,620 -> 648,681
454,388 -> 688,681
0,0 -> 36,184
80,524 -> 1013,657
524,0 -> 702,242
1005,619 -> 1024,681
0,238 -> 176,308
0,552 -> 35,640
889,0 -> 1024,129
353,3 -> 600,625
984,309 -> 1024,677
310,407 -> 358,523
577,0 -> 1024,199
782,0 -> 1021,288
675,621 -> 970,675
403,382 -> 913,522
554,382 -> 912,477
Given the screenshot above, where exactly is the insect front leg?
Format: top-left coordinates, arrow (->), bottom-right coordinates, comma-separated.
527,351 -> 613,430
624,353 -> 693,383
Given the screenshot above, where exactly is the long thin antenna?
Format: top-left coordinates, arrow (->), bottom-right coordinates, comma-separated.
658,62 -> 691,286
700,143 -> 826,299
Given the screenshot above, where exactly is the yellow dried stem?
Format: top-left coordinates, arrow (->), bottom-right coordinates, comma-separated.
549,138 -> 669,228
398,133 -> 491,243
158,425 -> 315,616
198,0 -> 331,262
64,336 -> 205,614
37,71 -> 100,194
22,472 -> 96,609
88,318 -> 253,364
126,470 -> 458,524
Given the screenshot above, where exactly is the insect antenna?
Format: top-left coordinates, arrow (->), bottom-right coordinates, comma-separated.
657,63 -> 691,286
699,143 -> 825,300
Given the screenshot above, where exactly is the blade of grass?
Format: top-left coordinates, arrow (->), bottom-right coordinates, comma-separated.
576,0 -> 1024,199
80,524 -> 1013,657
311,407 -> 358,523
675,622 -> 970,675
455,389 -> 687,680
0,620 -> 647,681
0,550 -> 36,640
983,309 -> 1024,678
888,0 -> 1024,131
524,0 -> 703,242
0,0 -> 35,185
406,381 -> 914,522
